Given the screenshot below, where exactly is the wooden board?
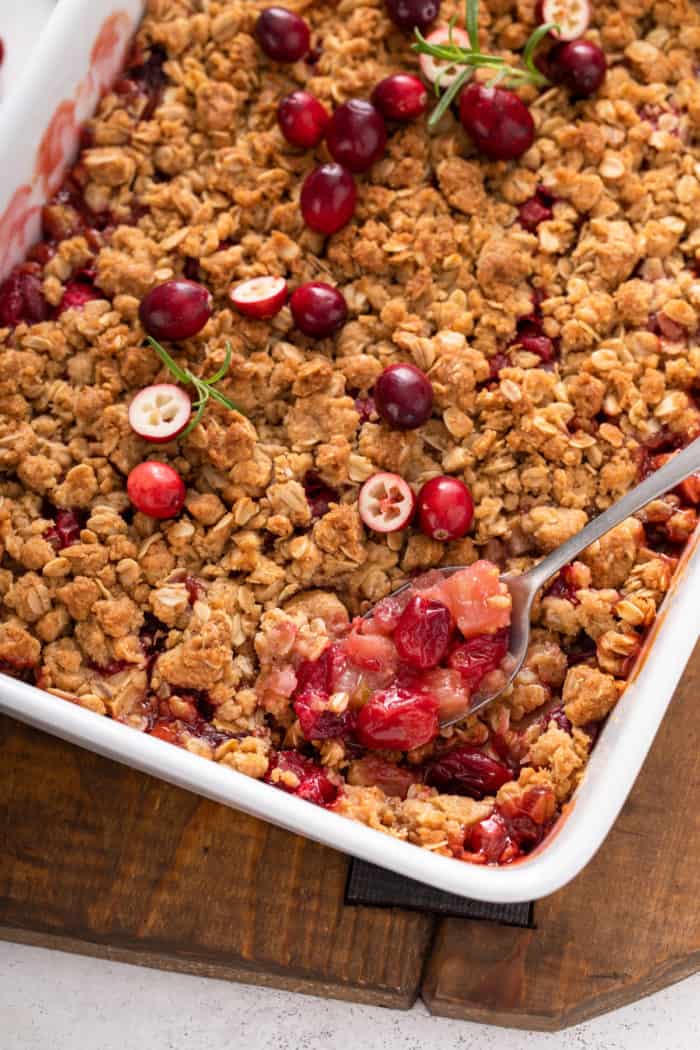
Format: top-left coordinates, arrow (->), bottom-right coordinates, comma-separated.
1,640 -> 699,1028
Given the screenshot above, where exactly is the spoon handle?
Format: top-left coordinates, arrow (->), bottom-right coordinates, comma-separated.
525,436 -> 700,589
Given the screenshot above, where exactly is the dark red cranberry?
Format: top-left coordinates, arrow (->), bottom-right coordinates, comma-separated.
393,595 -> 453,669
277,90 -> 330,148
519,333 -> 556,362
448,631 -> 509,692
547,40 -> 607,98
303,471 -> 339,517
356,684 -> 439,750
300,163 -> 357,235
374,362 -> 433,429
459,83 -> 535,161
417,476 -> 474,541
290,281 -> 347,337
139,279 -> 212,340
385,0 -> 441,33
469,813 -> 513,863
326,99 -> 387,173
371,73 -> 428,121
57,278 -> 102,315
294,692 -> 357,740
518,187 -> 555,231
0,266 -> 52,328
265,750 -> 339,806
44,508 -> 82,551
425,746 -> 512,799
255,7 -> 310,62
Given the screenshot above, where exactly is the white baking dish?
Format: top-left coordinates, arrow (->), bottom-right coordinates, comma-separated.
1,0 -> 699,903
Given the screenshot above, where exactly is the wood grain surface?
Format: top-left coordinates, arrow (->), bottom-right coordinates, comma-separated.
1,641 -> 698,1028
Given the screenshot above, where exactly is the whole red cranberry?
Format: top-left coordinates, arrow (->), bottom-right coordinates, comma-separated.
255,7 -> 310,62
417,476 -> 474,541
547,39 -> 607,97
459,83 -> 535,161
139,279 -> 212,340
385,0 -> 441,33
374,362 -> 433,429
326,99 -> 387,173
290,281 -> 347,337
277,90 -> 329,148
371,73 -> 428,121
300,163 -> 357,235
425,746 -> 512,798
394,595 -> 453,669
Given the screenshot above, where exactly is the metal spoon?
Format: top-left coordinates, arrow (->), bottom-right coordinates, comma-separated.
366,437 -> 700,726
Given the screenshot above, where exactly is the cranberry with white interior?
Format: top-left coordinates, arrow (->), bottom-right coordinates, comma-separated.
536,0 -> 591,41
229,276 -> 288,319
419,26 -> 471,88
359,472 -> 415,532
129,384 -> 191,443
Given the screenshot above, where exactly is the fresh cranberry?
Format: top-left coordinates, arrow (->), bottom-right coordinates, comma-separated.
393,595 -> 453,669
290,281 -> 347,337
536,0 -> 591,41
300,163 -> 357,235
127,461 -> 186,519
139,279 -> 212,340
385,0 -> 441,33
547,39 -> 607,97
459,83 -> 535,161
417,476 -> 474,540
371,73 -> 428,121
303,471 -> 339,517
44,508 -> 82,551
255,7 -> 310,62
356,684 -> 439,750
448,631 -> 509,692
0,266 -> 51,327
326,100 -> 387,173
374,362 -> 433,429
277,90 -> 330,147
57,278 -> 102,315
265,751 -> 339,806
425,746 -> 512,799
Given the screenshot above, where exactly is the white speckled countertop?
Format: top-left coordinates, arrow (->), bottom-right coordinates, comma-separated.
1,941 -> 698,1049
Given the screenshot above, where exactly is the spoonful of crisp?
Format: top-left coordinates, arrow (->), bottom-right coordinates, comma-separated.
351,437 -> 700,738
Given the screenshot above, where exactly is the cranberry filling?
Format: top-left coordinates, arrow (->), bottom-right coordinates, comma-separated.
265,750 -> 340,806
424,745 -> 513,799
44,508 -> 83,550
0,265 -> 52,328
115,44 -> 168,119
543,564 -> 581,604
447,629 -> 509,691
303,471 -> 339,518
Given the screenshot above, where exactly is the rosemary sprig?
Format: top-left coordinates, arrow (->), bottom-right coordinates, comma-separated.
413,0 -> 556,128
146,336 -> 245,436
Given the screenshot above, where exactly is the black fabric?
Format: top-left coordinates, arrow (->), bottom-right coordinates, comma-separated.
345,859 -> 532,926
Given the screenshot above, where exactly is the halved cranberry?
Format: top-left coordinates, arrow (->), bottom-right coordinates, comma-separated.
537,0 -> 591,41
300,163 -> 357,235
139,279 -> 212,340
448,630 -> 509,692
0,266 -> 52,328
394,595 -> 453,669
358,472 -> 416,533
290,281 -> 347,337
425,746 -> 512,799
419,26 -> 471,88
374,362 -> 433,429
547,39 -> 607,97
356,685 -> 439,750
417,476 -> 474,541
44,508 -> 82,550
255,7 -> 310,62
459,83 -> 535,161
229,275 -> 287,319
371,73 -> 428,121
326,100 -> 387,173
385,0 -> 441,33
278,90 -> 330,147
303,471 -> 339,517
265,750 -> 339,806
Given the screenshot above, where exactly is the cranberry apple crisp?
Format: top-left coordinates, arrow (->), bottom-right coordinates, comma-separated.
1,0 -> 699,866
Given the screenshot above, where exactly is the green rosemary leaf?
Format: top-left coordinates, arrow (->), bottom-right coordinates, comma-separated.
428,66 -> 472,129
522,22 -> 555,80
146,336 -> 190,384
206,341 -> 233,384
206,385 -> 244,413
179,396 -> 208,438
465,0 -> 479,52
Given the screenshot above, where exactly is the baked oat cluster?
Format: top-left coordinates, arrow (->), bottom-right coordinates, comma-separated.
0,0 -> 699,866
